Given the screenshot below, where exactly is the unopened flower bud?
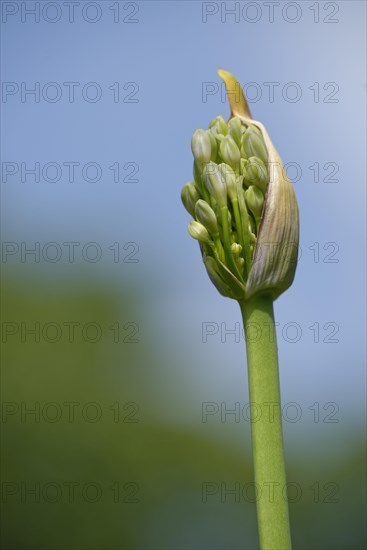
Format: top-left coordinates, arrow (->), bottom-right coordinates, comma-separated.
228,116 -> 243,147
231,243 -> 242,256
242,125 -> 268,164
183,69 -> 299,303
188,221 -> 211,243
204,162 -> 227,207
244,157 -> 268,194
195,199 -> 218,235
212,132 -> 225,146
220,135 -> 241,170
181,182 -> 200,216
209,115 -> 228,136
237,257 -> 245,270
240,144 -> 248,160
191,129 -> 212,165
206,130 -> 218,161
245,185 -> 264,226
240,158 -> 248,177
218,163 -> 237,201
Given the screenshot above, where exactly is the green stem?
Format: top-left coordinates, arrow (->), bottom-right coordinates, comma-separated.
239,294 -> 292,550
213,233 -> 225,262
220,205 -> 243,282
230,198 -> 248,276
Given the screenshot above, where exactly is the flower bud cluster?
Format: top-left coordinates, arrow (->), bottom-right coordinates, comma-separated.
182,116 -> 269,299
181,69 -> 299,302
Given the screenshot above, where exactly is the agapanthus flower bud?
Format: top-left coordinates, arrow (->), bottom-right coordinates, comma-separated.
240,144 -> 248,160
245,185 -> 264,227
228,116 -> 243,147
244,157 -> 268,194
240,158 -> 248,177
191,129 -> 212,165
209,115 -> 228,136
195,199 -> 218,236
182,70 -> 299,302
204,162 -> 227,207
231,243 -> 242,256
181,182 -> 199,217
218,163 -> 237,201
188,221 -> 211,243
242,126 -> 268,165
206,130 -> 218,161
220,135 -> 241,171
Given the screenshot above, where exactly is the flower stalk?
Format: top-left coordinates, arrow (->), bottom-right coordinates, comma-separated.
240,294 -> 291,549
181,69 -> 300,548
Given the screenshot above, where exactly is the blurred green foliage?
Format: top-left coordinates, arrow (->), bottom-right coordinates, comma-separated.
1,274 -> 366,549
